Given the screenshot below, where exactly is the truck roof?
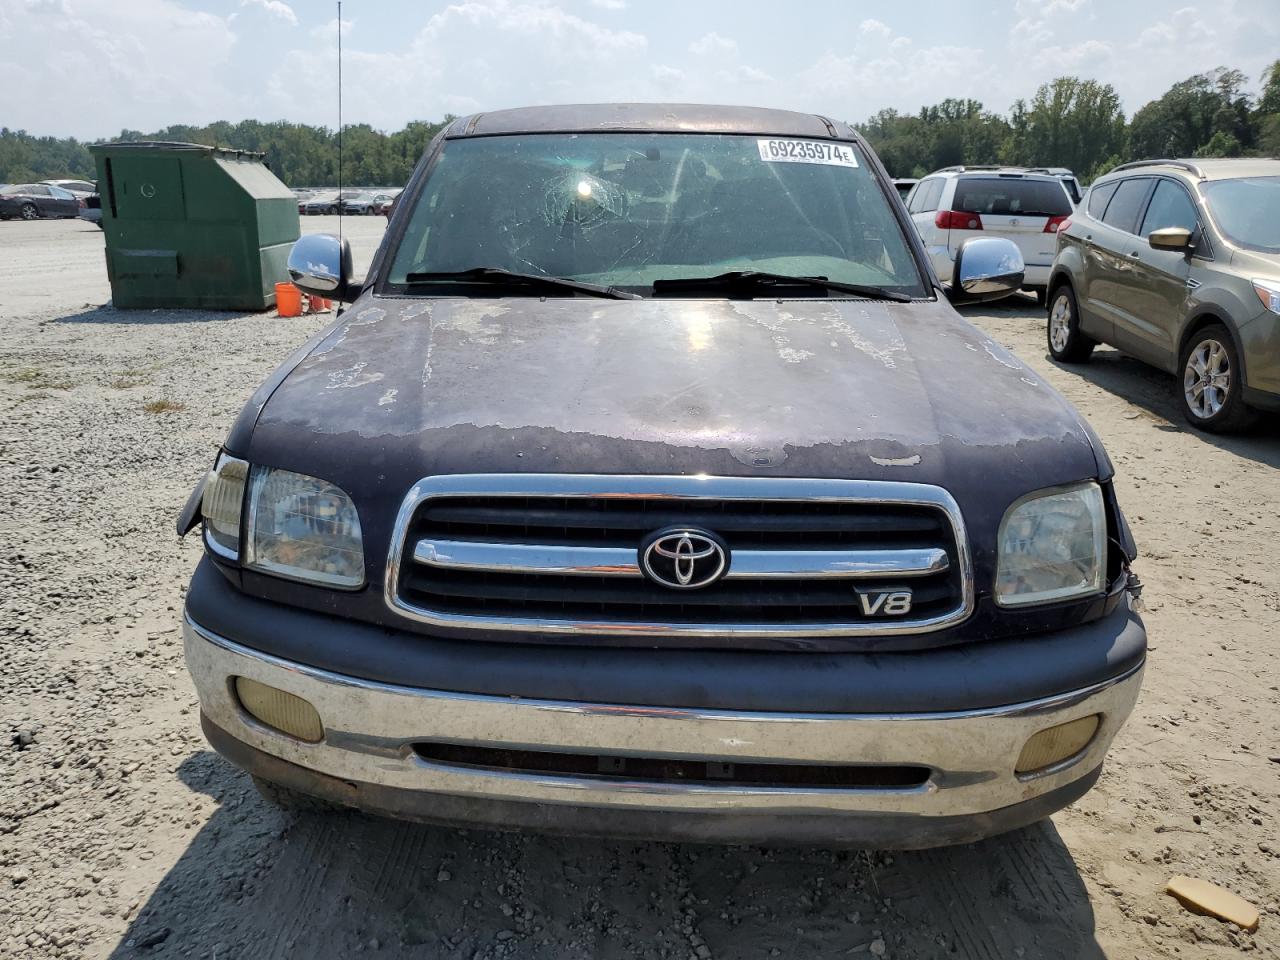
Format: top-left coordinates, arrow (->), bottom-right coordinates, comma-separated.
445,103 -> 854,140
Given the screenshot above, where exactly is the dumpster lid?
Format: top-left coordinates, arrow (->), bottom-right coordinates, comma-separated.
89,140 -> 266,161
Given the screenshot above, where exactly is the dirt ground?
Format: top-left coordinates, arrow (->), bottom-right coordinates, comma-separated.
1,217 -> 1277,960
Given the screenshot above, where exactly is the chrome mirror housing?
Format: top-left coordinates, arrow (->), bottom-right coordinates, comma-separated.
948,237 -> 1025,304
1148,226 -> 1193,251
287,233 -> 355,301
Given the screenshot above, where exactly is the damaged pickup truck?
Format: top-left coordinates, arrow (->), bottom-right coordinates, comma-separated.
178,103 -> 1145,847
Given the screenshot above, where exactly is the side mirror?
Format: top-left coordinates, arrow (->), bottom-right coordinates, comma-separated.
287,233 -> 356,302
947,237 -> 1025,304
1148,226 -> 1193,251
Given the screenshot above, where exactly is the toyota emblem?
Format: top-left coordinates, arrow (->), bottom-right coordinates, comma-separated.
639,527 -> 728,590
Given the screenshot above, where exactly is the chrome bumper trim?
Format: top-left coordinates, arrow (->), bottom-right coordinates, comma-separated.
413,538 -> 950,580
185,613 -> 1142,819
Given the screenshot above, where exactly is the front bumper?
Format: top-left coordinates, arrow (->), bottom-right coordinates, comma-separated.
184,613 -> 1143,847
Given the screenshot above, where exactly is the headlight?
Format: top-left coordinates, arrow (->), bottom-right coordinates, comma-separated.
995,482 -> 1106,607
244,467 -> 365,588
201,454 -> 249,559
1252,278 -> 1280,315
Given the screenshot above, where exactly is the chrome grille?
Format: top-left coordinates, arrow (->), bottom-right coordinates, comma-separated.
385,475 -> 973,638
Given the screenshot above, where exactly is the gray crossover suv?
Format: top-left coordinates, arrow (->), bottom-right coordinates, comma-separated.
1048,158 -> 1280,432
177,103 -> 1145,848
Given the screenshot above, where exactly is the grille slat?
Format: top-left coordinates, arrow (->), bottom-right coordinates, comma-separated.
387,476 -> 972,639
423,501 -> 945,541
403,568 -> 957,609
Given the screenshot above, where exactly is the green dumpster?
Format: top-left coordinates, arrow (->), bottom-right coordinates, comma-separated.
90,141 -> 300,310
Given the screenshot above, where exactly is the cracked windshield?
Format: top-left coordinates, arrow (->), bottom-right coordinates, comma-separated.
387,133 -> 926,295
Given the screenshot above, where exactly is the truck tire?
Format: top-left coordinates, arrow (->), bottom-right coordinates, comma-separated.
1046,284 -> 1095,363
251,775 -> 343,814
1179,324 -> 1257,434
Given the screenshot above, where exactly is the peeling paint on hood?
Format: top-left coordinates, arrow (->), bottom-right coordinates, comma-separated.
248,294 -> 1100,519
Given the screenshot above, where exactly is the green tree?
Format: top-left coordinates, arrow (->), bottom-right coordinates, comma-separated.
856,99 -> 1007,176
1195,130 -> 1242,157
1128,67 -> 1253,158
1010,77 -> 1126,176
0,128 -> 95,181
1256,60 -> 1280,155
857,108 -> 932,177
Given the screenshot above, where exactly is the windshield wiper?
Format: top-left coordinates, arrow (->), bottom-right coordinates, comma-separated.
402,267 -> 639,300
651,271 -> 912,302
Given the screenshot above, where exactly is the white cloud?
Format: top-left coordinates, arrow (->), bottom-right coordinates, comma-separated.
262,1 -> 648,132
796,21 -> 1000,117
688,31 -> 737,56
1037,38 -> 1113,70
4,0 -> 1278,143
1012,0 -> 1093,46
419,1 -> 644,57
858,18 -> 892,41
310,16 -> 353,41
1006,1 -> 1274,111
240,0 -> 295,26
736,65 -> 773,83
1134,7 -> 1211,50
0,0 -> 237,137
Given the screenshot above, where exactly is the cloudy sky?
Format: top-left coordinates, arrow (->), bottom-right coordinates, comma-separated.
3,0 -> 1278,140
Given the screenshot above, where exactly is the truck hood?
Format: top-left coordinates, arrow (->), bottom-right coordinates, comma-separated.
246,295 -> 1102,533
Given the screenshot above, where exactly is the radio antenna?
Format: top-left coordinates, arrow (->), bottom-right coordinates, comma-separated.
335,0 -> 344,316
336,0 -> 343,250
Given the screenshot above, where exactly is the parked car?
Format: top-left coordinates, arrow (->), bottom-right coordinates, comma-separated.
906,166 -> 1075,302
301,192 -> 340,215
370,191 -> 399,215
42,177 -> 103,226
42,178 -> 97,196
892,177 -> 919,201
1026,168 -> 1084,206
177,103 -> 1144,849
378,191 -> 401,217
1048,157 -> 1280,433
338,190 -> 364,209
0,183 -> 81,220
339,191 -> 381,215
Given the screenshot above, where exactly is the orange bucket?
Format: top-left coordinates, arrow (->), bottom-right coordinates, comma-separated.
275,282 -> 302,317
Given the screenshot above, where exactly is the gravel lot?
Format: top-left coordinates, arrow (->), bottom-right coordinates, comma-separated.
2,217 -> 1277,960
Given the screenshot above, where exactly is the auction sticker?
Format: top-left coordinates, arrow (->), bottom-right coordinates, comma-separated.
757,139 -> 858,167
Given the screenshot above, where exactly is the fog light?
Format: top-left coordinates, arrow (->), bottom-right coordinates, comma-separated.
1016,714 -> 1100,775
234,677 -> 323,742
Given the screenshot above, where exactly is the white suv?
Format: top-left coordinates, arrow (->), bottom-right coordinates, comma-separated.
905,167 -> 1076,302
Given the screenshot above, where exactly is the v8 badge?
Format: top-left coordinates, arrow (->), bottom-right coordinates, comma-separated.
856,588 -> 913,617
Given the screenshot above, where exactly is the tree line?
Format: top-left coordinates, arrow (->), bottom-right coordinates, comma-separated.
2,62 -> 1277,187
860,63 -> 1279,181
0,118 -> 452,188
